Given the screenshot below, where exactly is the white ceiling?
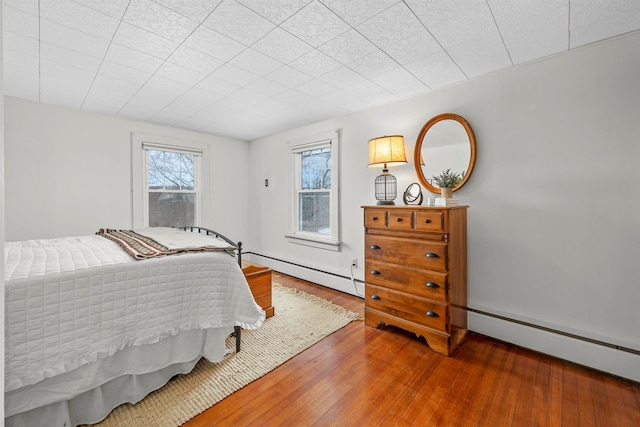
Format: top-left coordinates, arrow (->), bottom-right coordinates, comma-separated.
3,0 -> 640,141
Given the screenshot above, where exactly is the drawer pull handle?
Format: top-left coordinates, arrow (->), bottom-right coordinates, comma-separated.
425,311 -> 439,318
371,294 -> 381,300
425,253 -> 440,258
396,217 -> 402,222
369,245 -> 381,250
425,219 -> 431,223
425,282 -> 440,288
370,270 -> 381,275
372,216 -> 378,221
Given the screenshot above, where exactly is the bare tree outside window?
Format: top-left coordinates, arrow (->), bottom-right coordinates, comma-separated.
147,150 -> 197,227
299,147 -> 331,234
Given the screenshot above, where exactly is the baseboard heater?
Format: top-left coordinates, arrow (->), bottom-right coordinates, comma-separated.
246,252 -> 639,357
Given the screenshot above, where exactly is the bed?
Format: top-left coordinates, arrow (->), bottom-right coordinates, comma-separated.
4,226 -> 265,427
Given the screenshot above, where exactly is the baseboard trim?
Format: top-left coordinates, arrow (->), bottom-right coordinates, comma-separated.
245,252 -> 639,382
469,311 -> 640,383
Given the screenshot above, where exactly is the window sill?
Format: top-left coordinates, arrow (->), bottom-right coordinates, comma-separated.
285,233 -> 341,251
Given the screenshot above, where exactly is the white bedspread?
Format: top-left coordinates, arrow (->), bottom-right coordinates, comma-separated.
4,235 -> 265,393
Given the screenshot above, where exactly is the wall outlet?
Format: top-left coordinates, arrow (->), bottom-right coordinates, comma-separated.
352,258 -> 358,267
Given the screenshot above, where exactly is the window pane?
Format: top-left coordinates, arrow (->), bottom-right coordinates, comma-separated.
298,192 -> 330,234
148,150 -> 195,190
149,192 -> 195,228
300,147 -> 331,190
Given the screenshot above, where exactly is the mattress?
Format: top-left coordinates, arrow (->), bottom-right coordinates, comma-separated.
4,233 -> 265,416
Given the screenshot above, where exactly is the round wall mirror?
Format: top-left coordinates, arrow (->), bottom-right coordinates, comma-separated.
413,113 -> 477,194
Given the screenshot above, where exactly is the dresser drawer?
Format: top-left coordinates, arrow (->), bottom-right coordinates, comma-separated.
364,208 -> 388,229
365,260 -> 447,302
366,284 -> 447,332
365,235 -> 448,272
387,210 -> 414,231
415,211 -> 445,232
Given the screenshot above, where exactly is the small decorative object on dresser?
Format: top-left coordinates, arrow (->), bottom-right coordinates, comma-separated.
362,205 -> 468,356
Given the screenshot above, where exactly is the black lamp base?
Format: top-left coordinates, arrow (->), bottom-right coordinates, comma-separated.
376,200 -> 395,205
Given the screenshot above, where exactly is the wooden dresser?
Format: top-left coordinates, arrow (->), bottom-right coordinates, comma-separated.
362,205 -> 468,356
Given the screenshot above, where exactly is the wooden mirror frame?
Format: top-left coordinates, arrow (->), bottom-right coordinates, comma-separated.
414,113 -> 477,194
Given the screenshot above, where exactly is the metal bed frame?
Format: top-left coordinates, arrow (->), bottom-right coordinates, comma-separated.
180,225 -> 244,353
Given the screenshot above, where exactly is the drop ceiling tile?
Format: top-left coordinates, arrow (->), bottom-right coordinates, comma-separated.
40,0 -> 120,40
570,0 -> 640,48
229,48 -> 285,76
236,0 -> 311,25
244,78 -> 288,97
225,88 -> 270,106
289,49 -> 341,78
251,28 -> 313,63
265,65 -> 313,88
104,43 -> 164,74
318,29 -> 379,65
404,51 -> 466,88
3,65 -> 39,101
161,88 -> 223,116
90,73 -> 141,96
184,25 -> 247,62
144,74 -> 192,96
371,66 -> 429,98
40,43 -> 103,73
319,66 -> 366,89
358,3 -> 443,65
40,59 -> 96,86
3,5 -> 39,39
40,73 -> 91,109
3,31 -> 39,60
112,23 -> 180,60
488,0 -> 568,64
98,61 -> 153,86
346,49 -> 399,79
196,75 -> 241,97
117,102 -> 160,121
322,0 -> 399,26
82,90 -> 133,115
4,0 -> 39,15
155,62 -> 207,86
407,0 -> 511,77
168,45 -> 224,75
281,1 -> 350,48
40,20 -> 111,59
71,0 -> 130,19
295,79 -> 336,97
210,63 -> 260,87
130,85 -> 182,107
319,90 -> 371,113
202,0 -> 275,45
123,0 -> 199,43
356,87 -> 398,107
273,88 -> 313,106
153,0 -> 223,23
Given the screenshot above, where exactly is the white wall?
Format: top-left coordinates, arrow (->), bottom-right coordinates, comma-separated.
1,2 -> 6,422
3,98 -> 252,244
247,31 -> 640,380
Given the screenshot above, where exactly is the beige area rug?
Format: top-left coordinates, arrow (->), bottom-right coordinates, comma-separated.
91,283 -> 361,427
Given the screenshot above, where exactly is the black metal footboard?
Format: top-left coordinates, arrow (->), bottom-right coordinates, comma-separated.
181,226 -> 244,353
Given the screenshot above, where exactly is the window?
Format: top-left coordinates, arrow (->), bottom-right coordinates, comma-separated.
287,130 -> 340,250
132,133 -> 210,228
146,149 -> 197,227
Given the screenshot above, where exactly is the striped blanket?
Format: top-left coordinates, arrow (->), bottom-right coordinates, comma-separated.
96,228 -> 236,260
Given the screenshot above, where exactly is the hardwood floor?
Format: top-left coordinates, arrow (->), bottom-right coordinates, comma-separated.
184,272 -> 640,427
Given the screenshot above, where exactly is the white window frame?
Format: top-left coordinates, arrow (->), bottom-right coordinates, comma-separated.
132,133 -> 210,229
286,130 -> 340,251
